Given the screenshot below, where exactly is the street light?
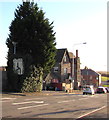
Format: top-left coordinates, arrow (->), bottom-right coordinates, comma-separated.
22,0 -> 34,2
73,42 -> 87,46
72,42 -> 87,89
22,0 -> 30,2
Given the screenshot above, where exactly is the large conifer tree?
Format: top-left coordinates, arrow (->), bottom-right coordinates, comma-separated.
6,2 -> 56,92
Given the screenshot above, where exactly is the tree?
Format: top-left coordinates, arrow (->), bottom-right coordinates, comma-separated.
6,2 -> 56,92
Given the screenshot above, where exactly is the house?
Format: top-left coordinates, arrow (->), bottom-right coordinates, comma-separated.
44,48 -> 81,91
81,67 -> 101,88
45,48 -> 72,91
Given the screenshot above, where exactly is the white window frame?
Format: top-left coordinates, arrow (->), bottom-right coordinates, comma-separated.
64,55 -> 67,62
64,68 -> 67,74
54,67 -> 58,72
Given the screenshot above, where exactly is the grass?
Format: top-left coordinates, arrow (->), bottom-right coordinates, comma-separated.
101,76 -> 109,87
101,76 -> 109,82
102,85 -> 109,87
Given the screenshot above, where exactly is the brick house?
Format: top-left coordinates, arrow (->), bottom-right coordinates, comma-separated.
81,67 -> 101,88
44,48 -> 81,91
45,48 -> 72,91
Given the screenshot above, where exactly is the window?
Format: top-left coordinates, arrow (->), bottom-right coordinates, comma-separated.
54,67 -> 58,72
64,68 -> 67,74
90,76 -> 92,80
64,55 -> 67,62
96,76 -> 98,80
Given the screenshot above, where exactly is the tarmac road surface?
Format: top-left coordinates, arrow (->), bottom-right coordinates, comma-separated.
1,91 -> 108,119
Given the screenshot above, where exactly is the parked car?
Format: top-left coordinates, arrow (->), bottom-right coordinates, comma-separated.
105,87 -> 109,93
46,86 -> 55,91
95,87 -> 107,94
106,80 -> 109,82
83,85 -> 95,95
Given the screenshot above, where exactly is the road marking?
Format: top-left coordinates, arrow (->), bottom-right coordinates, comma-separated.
12,101 -> 44,105
78,98 -> 88,100
25,98 -> 44,101
1,98 -> 16,100
82,95 -> 94,97
77,105 -> 106,119
58,100 -> 75,103
18,104 -> 49,110
0,100 -> 12,103
1,98 -> 16,103
55,96 -> 67,98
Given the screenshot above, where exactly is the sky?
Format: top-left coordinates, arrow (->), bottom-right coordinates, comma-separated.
0,0 -> 108,72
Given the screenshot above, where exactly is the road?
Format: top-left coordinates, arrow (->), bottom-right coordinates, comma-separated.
1,92 -> 108,119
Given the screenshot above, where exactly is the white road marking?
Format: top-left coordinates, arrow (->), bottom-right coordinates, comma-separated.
78,98 -> 88,100
1,98 -> 16,100
0,100 -> 12,103
82,95 -> 93,97
55,96 -> 68,98
1,98 -> 16,103
18,104 -> 49,110
12,101 -> 44,105
58,100 -> 75,103
77,105 -> 106,119
25,98 -> 43,101
58,97 -> 90,103
57,95 -> 94,104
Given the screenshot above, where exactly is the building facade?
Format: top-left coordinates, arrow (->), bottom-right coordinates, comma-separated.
45,49 -> 81,90
81,67 -> 101,88
45,49 -> 72,90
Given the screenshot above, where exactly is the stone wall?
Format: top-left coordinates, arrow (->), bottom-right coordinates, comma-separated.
0,71 -> 7,91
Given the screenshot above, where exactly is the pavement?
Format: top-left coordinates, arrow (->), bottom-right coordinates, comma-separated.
1,90 -> 83,97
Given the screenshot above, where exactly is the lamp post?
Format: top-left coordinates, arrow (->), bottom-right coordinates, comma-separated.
22,0 -> 30,2
72,42 -> 87,89
22,0 -> 34,2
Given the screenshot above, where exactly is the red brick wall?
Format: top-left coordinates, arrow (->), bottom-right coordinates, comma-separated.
82,75 -> 99,87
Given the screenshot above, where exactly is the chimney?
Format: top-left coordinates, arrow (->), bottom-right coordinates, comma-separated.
76,50 -> 78,57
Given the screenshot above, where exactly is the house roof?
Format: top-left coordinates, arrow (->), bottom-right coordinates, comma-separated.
55,48 -> 68,63
81,68 -> 100,76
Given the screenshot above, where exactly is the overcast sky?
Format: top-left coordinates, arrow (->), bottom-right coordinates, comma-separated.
0,0 -> 108,71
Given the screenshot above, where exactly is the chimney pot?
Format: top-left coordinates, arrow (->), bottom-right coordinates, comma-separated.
76,50 -> 78,57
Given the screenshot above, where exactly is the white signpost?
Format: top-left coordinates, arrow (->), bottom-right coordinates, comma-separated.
13,58 -> 24,75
